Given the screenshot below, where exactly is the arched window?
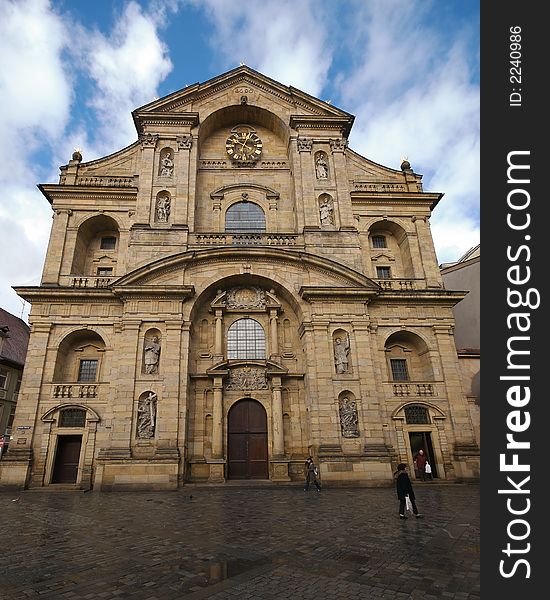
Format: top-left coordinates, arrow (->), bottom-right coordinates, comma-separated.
227,318 -> 266,359
225,202 -> 265,232
59,408 -> 86,427
404,405 -> 430,424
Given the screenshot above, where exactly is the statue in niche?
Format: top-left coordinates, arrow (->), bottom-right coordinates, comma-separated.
156,195 -> 171,222
137,392 -> 157,438
339,396 -> 359,438
315,153 -> 329,179
319,196 -> 334,226
144,335 -> 161,374
334,334 -> 350,374
159,150 -> 174,177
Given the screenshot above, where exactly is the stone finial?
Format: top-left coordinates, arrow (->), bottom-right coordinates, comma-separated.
72,148 -> 82,162
400,156 -> 412,171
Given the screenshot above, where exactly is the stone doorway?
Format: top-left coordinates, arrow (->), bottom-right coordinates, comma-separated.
51,435 -> 82,483
409,431 -> 438,478
227,399 -> 268,479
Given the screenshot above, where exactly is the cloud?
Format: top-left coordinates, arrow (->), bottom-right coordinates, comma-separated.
70,0 -> 174,158
190,0 -> 332,96
335,0 -> 480,263
0,0 -> 72,318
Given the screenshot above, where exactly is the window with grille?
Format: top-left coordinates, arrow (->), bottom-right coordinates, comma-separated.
78,359 -> 98,382
372,235 -> 387,248
376,266 -> 391,279
225,202 -> 266,232
97,267 -> 113,276
100,236 -> 116,250
390,358 -> 409,381
227,318 -> 266,359
59,408 -> 86,427
405,405 -> 430,424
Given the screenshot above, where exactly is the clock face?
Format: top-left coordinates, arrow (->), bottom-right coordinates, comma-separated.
226,132 -> 263,162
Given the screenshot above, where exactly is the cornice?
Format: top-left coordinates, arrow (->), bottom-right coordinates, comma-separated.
133,111 -> 200,134
289,115 -> 354,138
38,184 -> 138,205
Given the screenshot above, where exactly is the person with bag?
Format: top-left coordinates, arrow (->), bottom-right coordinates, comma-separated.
304,456 -> 321,491
394,463 -> 423,519
424,460 -> 433,480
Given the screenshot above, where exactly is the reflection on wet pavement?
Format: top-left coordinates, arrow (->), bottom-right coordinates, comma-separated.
1,484 -> 479,599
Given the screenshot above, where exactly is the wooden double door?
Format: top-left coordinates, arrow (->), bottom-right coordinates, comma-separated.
227,399 -> 268,479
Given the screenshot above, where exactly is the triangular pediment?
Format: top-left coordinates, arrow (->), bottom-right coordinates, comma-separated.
133,66 -> 354,136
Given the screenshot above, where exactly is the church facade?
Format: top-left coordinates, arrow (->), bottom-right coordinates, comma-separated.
0,67 -> 479,491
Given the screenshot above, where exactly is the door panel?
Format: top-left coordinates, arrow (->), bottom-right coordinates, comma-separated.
52,435 -> 82,484
227,400 -> 268,479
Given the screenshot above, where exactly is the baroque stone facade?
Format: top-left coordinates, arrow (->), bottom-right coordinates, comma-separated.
0,66 -> 479,491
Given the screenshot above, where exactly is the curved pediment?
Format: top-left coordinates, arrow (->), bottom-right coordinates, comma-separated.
112,246 -> 380,292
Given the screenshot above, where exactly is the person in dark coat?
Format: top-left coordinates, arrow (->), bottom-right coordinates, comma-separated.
394,463 -> 423,519
304,456 -> 321,491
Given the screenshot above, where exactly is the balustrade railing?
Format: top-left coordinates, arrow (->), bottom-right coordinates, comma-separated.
375,278 -> 418,291
391,382 -> 435,397
192,233 -> 299,247
52,384 -> 98,399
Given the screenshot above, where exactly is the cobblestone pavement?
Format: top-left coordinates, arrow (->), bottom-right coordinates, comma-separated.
1,482 -> 479,599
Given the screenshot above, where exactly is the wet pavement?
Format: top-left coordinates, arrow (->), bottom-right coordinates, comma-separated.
1,482 -> 479,599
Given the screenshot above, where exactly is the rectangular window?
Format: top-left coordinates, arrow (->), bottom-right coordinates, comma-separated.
390,359 -> 409,381
100,236 -> 116,250
78,360 -> 98,382
372,235 -> 387,248
376,266 -> 391,279
0,369 -> 7,389
97,267 -> 113,276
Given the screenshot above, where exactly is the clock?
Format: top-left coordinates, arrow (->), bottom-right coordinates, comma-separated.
226,131 -> 263,162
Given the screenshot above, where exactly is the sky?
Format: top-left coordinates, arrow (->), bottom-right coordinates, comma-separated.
0,0 -> 480,321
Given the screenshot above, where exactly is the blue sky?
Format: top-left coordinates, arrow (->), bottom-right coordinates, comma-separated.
0,0 -> 480,320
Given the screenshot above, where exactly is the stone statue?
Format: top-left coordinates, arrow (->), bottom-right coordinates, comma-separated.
156,195 -> 171,222
160,151 -> 174,177
319,196 -> 334,226
339,396 -> 359,438
137,392 -> 157,438
334,335 -> 350,373
144,335 -> 161,374
315,153 -> 328,179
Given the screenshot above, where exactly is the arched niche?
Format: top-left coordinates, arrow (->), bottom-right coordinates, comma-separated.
368,220 -> 413,279
142,328 -> 162,375
53,329 -> 107,384
70,214 -> 120,276
384,330 -> 433,382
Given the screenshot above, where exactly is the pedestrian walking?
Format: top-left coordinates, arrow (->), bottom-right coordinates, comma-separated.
394,463 -> 423,519
304,456 -> 321,491
413,449 -> 427,480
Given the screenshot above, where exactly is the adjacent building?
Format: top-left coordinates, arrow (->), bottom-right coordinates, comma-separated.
0,308 -> 30,457
0,67 -> 479,491
441,244 -> 480,446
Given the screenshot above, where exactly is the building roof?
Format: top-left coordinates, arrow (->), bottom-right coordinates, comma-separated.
440,244 -> 480,270
0,308 -> 30,368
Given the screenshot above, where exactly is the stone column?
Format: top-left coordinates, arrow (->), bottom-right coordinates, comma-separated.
271,377 -> 284,457
414,216 -> 443,288
41,210 -> 70,285
175,135 -> 193,227
330,138 -> 354,229
214,310 -> 223,360
136,133 -> 158,223
212,377 -> 224,458
269,309 -> 279,357
0,323 -> 52,489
